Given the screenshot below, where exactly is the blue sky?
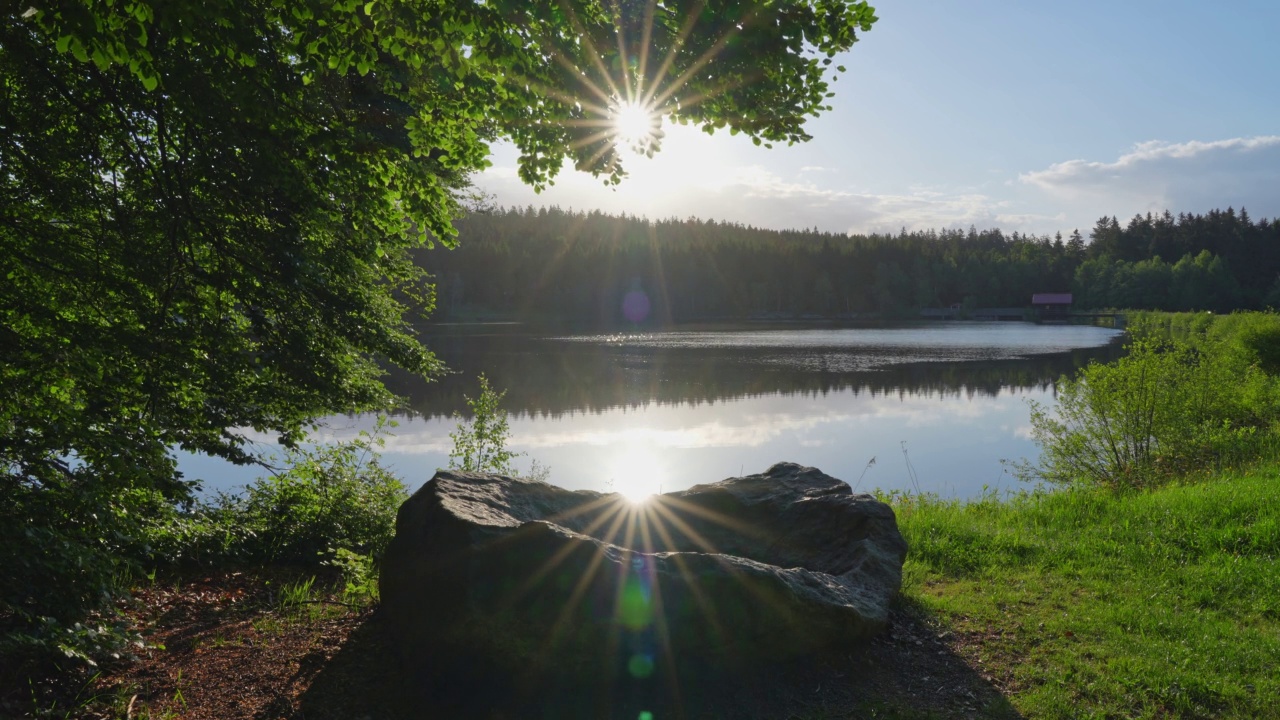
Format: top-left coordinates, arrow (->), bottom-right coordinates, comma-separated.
477,0 -> 1280,237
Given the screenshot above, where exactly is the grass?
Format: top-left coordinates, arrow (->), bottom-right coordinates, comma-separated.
893,464 -> 1280,718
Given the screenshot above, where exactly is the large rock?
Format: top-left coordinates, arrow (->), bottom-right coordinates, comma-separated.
380,462 -> 908,684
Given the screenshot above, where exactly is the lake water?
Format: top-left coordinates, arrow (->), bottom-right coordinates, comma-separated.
184,322 -> 1124,499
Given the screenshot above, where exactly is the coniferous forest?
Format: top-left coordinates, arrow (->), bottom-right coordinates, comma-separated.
421,206 -> 1280,324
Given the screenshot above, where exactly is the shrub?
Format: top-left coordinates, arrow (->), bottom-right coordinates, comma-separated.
0,468 -> 173,668
327,547 -> 381,605
216,420 -> 408,565
1129,310 -> 1280,375
449,373 -> 520,475
1024,336 -> 1280,489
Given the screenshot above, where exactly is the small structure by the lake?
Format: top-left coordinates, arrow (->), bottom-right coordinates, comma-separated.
1031,292 -> 1073,321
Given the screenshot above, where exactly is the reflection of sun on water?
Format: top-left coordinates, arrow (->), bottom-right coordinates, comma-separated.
609,445 -> 665,503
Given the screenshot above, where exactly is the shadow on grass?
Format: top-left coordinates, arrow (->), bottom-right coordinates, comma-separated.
295,598 -> 1023,720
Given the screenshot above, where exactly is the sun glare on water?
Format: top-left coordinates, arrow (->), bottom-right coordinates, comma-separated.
609,445 -> 665,503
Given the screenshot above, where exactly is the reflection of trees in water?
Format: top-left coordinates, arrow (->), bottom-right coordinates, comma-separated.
384,333 -> 1126,419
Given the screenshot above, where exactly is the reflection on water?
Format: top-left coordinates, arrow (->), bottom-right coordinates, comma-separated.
188,323 -> 1124,499
385,323 -> 1124,419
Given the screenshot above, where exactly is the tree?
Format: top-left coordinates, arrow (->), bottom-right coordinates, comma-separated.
448,374 -> 519,476
1,0 -> 878,649
1066,228 -> 1086,260
1088,216 -> 1123,259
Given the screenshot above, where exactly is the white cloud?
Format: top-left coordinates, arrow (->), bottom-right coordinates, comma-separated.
476,125 -> 1053,236
477,126 -> 1280,241
995,211 -> 1067,227
1020,136 -> 1280,220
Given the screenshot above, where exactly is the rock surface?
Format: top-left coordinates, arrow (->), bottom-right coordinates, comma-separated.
380,462 -> 908,682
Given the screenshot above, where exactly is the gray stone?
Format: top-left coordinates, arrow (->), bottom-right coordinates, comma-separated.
379,462 -> 908,681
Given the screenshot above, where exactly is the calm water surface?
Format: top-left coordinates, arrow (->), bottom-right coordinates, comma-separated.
186,322 -> 1124,499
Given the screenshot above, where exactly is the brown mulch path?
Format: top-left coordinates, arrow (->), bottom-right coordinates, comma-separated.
4,572 -> 1024,719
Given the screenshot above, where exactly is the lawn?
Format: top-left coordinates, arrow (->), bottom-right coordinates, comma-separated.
895,466 -> 1280,718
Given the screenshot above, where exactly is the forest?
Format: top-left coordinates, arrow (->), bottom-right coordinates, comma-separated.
421,205 -> 1280,323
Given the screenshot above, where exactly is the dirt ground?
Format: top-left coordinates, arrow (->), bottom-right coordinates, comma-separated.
4,571 -> 1023,719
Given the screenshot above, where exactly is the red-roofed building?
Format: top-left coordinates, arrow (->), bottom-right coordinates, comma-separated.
1032,293 -> 1072,318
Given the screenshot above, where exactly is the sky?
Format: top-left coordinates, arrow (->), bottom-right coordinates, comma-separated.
475,0 -> 1280,238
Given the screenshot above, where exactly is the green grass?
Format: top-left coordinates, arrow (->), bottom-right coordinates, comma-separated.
895,466 -> 1280,719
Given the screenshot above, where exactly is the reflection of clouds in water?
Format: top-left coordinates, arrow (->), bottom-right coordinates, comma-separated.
515,411 -> 852,450
190,387 -> 1056,499
835,396 -> 1029,434
338,410 -> 855,454
278,391 -> 1033,455
234,417 -> 428,449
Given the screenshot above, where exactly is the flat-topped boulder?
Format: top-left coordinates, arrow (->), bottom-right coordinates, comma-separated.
379,462 -> 908,684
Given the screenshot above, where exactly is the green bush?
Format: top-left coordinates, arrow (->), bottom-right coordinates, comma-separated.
2,421 -> 408,669
1130,310 -> 1280,373
0,469 -> 175,667
449,373 -> 520,475
1024,336 -> 1280,489
138,423 -> 406,570
327,547 -> 381,605
210,421 -> 408,566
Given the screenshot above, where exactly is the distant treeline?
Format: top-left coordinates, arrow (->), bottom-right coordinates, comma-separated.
415,206 -> 1280,324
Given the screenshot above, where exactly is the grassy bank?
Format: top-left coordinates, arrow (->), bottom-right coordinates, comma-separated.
19,468 -> 1277,719
894,465 -> 1280,719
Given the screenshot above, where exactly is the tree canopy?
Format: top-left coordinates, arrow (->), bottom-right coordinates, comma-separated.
2,0 -> 876,484
0,0 -> 876,642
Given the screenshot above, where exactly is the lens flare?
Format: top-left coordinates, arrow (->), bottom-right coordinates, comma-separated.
611,100 -> 661,151
619,576 -> 654,630
628,653 -> 656,679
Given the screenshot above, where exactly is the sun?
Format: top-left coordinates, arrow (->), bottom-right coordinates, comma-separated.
608,445 -> 665,503
610,100 -> 662,152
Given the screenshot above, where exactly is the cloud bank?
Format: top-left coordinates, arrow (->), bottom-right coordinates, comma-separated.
477,124 -> 1053,237
1021,136 -> 1280,220
482,161 -> 1047,237
478,130 -> 1280,240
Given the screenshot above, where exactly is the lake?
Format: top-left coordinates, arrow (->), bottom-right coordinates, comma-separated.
184,322 -> 1125,499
